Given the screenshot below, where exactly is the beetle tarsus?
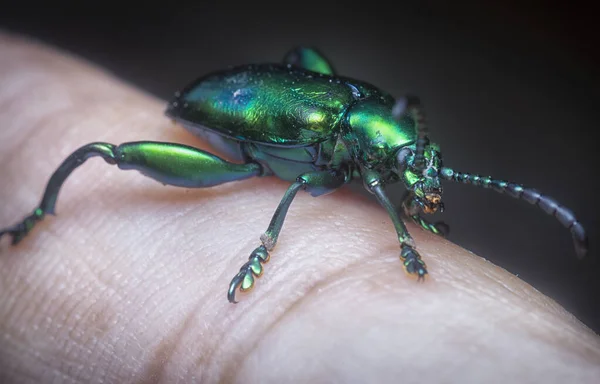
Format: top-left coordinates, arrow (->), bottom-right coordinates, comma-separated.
0,227 -> 20,245
401,245 -> 428,280
0,209 -> 45,246
0,226 -> 25,246
227,271 -> 246,304
227,245 -> 270,303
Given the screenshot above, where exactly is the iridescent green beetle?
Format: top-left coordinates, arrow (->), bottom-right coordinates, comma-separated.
0,47 -> 588,303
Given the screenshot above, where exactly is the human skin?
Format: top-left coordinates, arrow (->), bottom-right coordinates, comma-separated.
0,32 -> 599,384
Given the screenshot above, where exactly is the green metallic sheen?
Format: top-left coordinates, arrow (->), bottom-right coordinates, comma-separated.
242,274 -> 254,291
168,64 -> 356,146
116,142 -> 261,188
167,63 -> 398,150
0,140 -> 262,247
283,46 -> 336,76
0,46 -> 589,305
344,99 -> 416,167
249,258 -> 262,276
401,146 -> 443,195
227,168 -> 346,303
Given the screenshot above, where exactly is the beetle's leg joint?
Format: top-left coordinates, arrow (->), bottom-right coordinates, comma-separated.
260,233 -> 276,251
400,236 -> 416,249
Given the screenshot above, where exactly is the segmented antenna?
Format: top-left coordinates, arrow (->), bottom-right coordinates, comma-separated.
406,96 -> 429,171
440,167 -> 588,259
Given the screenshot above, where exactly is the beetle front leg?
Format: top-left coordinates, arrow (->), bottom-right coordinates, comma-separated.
227,169 -> 347,303
401,191 -> 449,237
0,141 -> 262,245
376,186 -> 428,280
362,170 -> 428,280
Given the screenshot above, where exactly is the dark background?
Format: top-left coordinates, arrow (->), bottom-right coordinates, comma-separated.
2,1 -> 599,333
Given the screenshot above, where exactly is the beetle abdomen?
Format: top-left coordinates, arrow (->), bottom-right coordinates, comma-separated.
166,64 -> 358,146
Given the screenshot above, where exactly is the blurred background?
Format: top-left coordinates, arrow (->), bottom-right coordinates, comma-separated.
2,1 -> 598,333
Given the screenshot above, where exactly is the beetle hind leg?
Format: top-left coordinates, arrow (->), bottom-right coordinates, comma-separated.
1,141 -> 262,246
1,142 -> 117,245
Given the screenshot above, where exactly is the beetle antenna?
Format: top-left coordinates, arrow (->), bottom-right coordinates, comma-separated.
406,96 -> 429,171
440,167 -> 588,259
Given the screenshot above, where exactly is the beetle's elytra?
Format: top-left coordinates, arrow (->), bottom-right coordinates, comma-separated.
0,47 -> 588,303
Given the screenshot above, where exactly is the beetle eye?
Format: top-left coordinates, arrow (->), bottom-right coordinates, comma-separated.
396,147 -> 413,170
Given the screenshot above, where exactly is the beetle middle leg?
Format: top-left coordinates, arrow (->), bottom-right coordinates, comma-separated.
0,141 -> 262,244
401,191 -> 449,237
227,169 -> 347,303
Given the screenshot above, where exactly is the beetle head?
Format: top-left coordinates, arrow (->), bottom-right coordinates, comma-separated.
396,145 -> 444,213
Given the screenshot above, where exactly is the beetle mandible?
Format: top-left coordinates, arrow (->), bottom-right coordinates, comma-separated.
0,47 -> 589,303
